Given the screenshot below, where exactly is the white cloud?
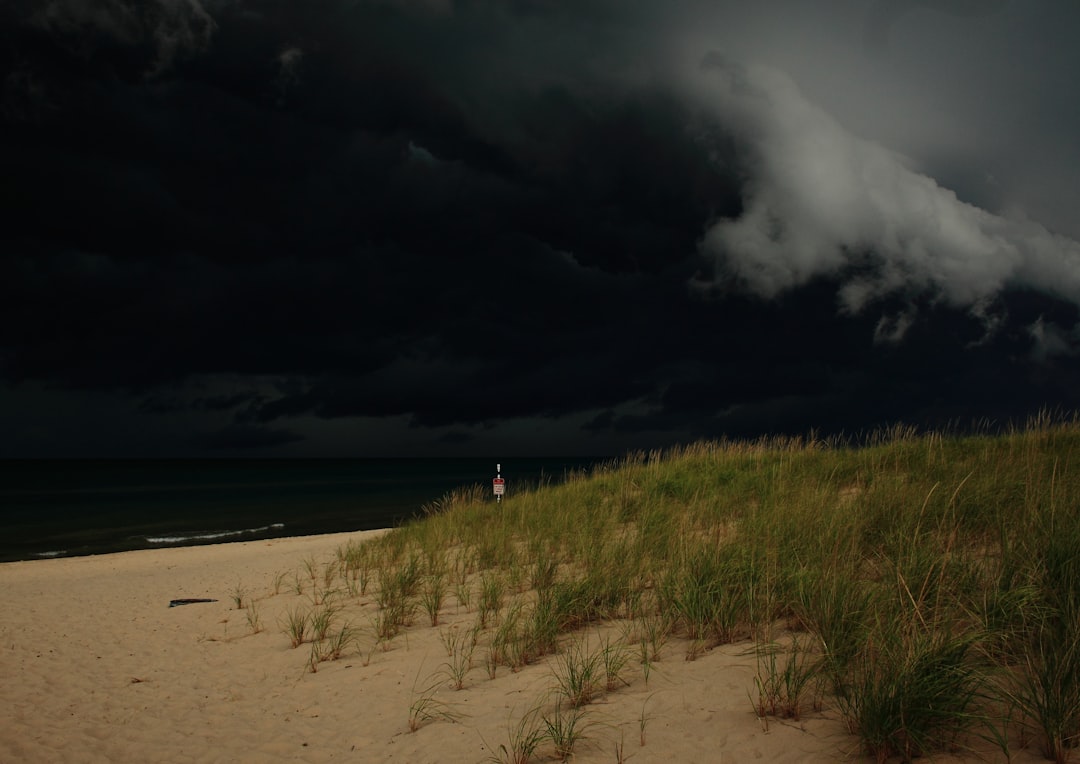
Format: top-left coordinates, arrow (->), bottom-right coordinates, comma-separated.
692,54 -> 1080,318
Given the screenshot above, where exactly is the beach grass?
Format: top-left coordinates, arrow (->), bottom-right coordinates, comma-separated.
281,605 -> 309,648
273,411 -> 1080,761
485,704 -> 548,764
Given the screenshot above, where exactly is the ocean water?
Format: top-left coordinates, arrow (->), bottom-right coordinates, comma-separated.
0,458 -> 601,563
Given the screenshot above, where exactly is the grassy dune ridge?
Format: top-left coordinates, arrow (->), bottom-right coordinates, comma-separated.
281,414 -> 1080,762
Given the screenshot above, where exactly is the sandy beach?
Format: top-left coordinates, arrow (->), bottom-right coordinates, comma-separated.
0,532 -> 1037,763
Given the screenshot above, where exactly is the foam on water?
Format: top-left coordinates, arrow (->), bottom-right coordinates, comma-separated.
145,523 -> 285,544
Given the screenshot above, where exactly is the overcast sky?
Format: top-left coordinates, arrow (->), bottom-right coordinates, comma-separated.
2,0 -> 1078,458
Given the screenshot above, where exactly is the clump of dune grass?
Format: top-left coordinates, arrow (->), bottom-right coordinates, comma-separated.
408,668 -> 462,732
337,538 -> 374,595
371,559 -> 421,639
542,699 -> 592,761
372,604 -> 405,644
272,569 -> 289,596
477,571 -> 506,629
281,605 -> 309,648
1003,508 -> 1080,762
752,635 -> 817,724
638,693 -> 656,746
485,704 -> 547,764
489,599 -> 526,673
420,571 -> 448,627
438,625 -> 476,690
631,610 -> 671,667
598,631 -> 631,692
838,627 -> 984,762
244,601 -> 262,634
229,580 -> 247,610
309,622 -> 357,672
309,599 -> 339,642
321,560 -> 337,591
551,635 -> 604,708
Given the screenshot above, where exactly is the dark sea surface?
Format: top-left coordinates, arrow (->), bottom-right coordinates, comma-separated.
0,458 -> 603,563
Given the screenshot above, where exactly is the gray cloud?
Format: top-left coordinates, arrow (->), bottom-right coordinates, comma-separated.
662,1 -> 1079,243
693,54 -> 1080,323
863,0 -> 1012,54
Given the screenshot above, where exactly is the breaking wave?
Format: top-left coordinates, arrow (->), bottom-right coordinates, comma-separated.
145,523 -> 285,545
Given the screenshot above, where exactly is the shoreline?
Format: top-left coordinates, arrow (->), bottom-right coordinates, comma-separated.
0,528 -> 386,570
0,529 -> 1037,763
3,523 -> 387,565
0,455 -> 604,564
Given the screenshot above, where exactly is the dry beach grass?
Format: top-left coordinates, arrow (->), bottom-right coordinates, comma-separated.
0,533 -> 854,763
3,414 -> 1078,763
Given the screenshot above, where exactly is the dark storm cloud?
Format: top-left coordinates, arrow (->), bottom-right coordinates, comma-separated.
191,423 -> 305,451
18,0 -> 218,78
589,284 -> 1080,439
141,390 -> 263,414
437,430 -> 474,445
2,0 -> 1079,456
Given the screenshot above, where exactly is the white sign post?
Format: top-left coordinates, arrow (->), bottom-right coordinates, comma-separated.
493,463 -> 505,503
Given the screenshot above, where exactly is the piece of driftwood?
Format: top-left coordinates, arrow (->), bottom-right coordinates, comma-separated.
168,598 -> 218,608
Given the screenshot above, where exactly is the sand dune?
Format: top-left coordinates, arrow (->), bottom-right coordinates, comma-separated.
0,533 -> 1037,763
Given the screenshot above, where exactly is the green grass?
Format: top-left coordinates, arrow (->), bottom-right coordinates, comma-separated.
485,704 -> 547,764
550,635 -> 604,707
307,412 -> 1080,761
752,634 -> 817,722
244,601 -> 262,634
420,571 -> 448,627
438,624 -> 476,690
309,622 -> 357,672
542,699 -> 592,761
281,605 -> 309,648
229,580 -> 247,610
